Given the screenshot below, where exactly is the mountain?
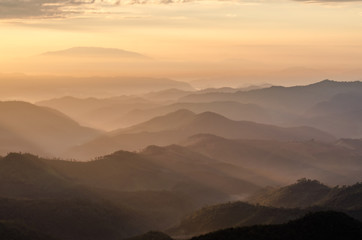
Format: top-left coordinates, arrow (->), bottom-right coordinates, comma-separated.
168,201 -> 306,237
118,101 -> 279,129
37,95 -> 160,130
0,125 -> 45,156
68,110 -> 334,159
248,180 -> 362,210
181,80 -> 362,114
301,93 -> 362,137
140,145 -> 260,196
0,221 -> 57,240
41,47 -> 150,59
0,152 -> 86,199
0,152 -> 227,236
142,88 -> 194,102
49,147 -> 260,205
0,197 -> 144,240
183,134 -> 361,185
318,183 -> 362,210
247,179 -> 331,208
190,211 -> 362,240
0,101 -> 101,156
48,150 -> 187,192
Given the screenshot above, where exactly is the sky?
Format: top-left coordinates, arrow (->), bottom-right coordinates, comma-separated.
1,0 -> 362,86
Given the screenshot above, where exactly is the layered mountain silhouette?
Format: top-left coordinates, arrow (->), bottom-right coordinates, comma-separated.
68,110 -> 334,159
0,152 -> 223,238
118,101 -> 276,129
37,95 -> 160,130
183,134 -> 362,185
0,101 -> 100,156
247,179 -> 331,208
2,79 -> 362,240
169,201 -> 306,237
301,93 -> 362,137
181,80 -> 362,113
141,145 -> 259,196
248,179 -> 362,210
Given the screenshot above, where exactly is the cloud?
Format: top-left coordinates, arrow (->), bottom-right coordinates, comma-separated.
0,0 -> 97,19
1,0 -> 361,20
0,0 -> 197,19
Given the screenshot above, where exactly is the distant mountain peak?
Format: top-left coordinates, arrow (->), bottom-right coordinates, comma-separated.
310,79 -> 362,87
196,111 -> 228,120
41,47 -> 150,59
166,109 -> 196,117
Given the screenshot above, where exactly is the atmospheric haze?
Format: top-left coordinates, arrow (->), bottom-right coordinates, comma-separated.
1,1 -> 362,240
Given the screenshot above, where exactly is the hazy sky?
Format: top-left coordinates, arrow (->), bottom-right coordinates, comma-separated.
1,0 -> 362,83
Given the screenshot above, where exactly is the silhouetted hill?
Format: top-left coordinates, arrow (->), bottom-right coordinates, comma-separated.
141,145 -> 260,196
41,47 -> 149,59
0,153 -> 87,199
119,101 -> 278,128
0,153 -> 208,236
118,110 -> 333,141
319,183 -> 362,210
37,95 -> 160,130
248,180 -> 362,210
0,221 -> 57,240
302,93 -> 362,137
181,80 -> 362,114
184,134 -> 361,185
0,197 -> 144,240
142,88 -> 194,102
0,125 -> 45,156
69,110 -> 334,159
168,201 -> 305,237
248,179 -> 331,208
0,101 -> 100,156
125,231 -> 173,240
190,211 -> 362,240
118,109 -> 196,134
0,152 -> 240,229
48,150 -> 185,192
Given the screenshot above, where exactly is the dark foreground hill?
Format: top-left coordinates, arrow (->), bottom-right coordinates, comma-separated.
125,231 -> 173,240
248,179 -> 362,210
0,152 -> 260,239
0,198 -> 144,240
0,221 -> 57,240
247,179 -> 331,208
168,201 -> 306,237
190,211 -> 362,240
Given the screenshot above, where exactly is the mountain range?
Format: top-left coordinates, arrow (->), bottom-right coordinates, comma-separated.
67,109 -> 334,160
